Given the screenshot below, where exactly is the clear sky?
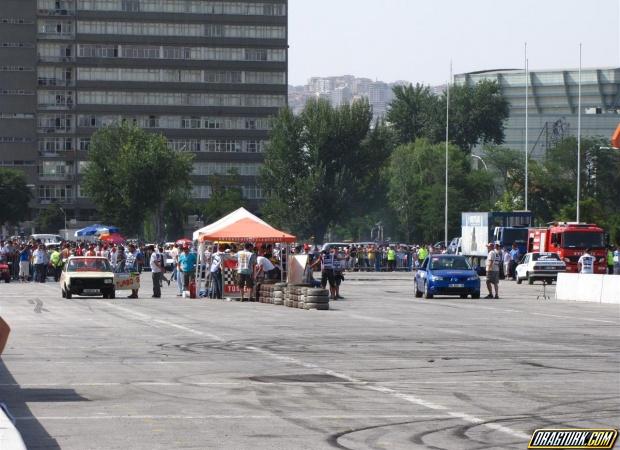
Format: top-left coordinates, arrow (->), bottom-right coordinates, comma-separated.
288,0 -> 620,86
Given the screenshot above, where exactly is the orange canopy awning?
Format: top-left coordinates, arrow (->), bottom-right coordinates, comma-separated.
612,123 -> 620,149
195,208 -> 295,243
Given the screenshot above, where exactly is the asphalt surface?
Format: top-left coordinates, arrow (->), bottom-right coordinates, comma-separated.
0,272 -> 618,450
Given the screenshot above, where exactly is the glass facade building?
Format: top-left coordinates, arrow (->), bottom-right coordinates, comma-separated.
0,0 -> 287,221
455,68 -> 620,159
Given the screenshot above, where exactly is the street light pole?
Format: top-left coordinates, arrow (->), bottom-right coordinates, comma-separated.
444,61 -> 452,248
524,42 -> 529,211
576,43 -> 582,223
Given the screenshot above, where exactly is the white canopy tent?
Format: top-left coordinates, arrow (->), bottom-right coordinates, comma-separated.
192,207 -> 271,242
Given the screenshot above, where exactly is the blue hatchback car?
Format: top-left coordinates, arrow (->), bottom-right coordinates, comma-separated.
414,255 -> 480,299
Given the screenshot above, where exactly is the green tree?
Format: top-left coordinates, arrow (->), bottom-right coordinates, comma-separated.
34,203 -> 65,234
0,168 -> 31,228
387,80 -> 509,152
83,122 -> 193,239
261,98 -> 395,242
386,83 -> 441,145
386,139 -> 494,242
202,170 -> 245,224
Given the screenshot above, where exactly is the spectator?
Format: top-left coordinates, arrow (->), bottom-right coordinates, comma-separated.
485,243 -> 501,299
613,246 -> 620,275
18,244 -> 31,282
577,248 -> 594,274
33,244 -> 48,283
209,244 -> 225,299
509,243 -> 520,281
149,245 -> 163,298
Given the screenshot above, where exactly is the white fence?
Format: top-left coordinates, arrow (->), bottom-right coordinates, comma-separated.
555,273 -> 620,304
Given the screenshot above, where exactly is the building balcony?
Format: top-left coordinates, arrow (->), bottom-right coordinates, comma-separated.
37,8 -> 76,17
38,56 -> 75,63
38,78 -> 74,87
38,32 -> 76,40
37,127 -> 75,134
37,104 -> 75,111
39,173 -> 74,181
39,198 -> 74,205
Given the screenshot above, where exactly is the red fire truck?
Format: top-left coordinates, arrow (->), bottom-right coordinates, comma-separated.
527,222 -> 607,273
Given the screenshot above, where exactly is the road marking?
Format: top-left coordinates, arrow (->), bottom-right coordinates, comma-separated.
102,302 -> 531,441
531,312 -> 617,324
15,414 -> 455,421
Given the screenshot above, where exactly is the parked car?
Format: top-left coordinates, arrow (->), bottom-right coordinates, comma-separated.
60,256 -> 115,299
414,255 -> 480,299
515,252 -> 566,285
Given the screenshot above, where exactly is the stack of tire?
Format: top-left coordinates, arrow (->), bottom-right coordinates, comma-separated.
272,282 -> 286,306
285,284 -> 305,308
259,283 -> 274,304
303,288 -> 330,310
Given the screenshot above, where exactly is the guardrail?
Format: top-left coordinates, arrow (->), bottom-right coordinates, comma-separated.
555,273 -> 620,304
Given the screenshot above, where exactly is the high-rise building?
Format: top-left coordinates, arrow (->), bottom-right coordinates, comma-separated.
0,0 -> 288,223
455,68 -> 620,158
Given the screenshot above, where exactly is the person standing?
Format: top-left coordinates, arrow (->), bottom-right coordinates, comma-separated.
509,243 -> 520,281
234,243 -> 255,302
178,245 -> 197,296
49,247 -> 63,282
613,246 -> 620,275
124,244 -> 140,299
209,244 -> 225,299
312,249 -> 337,300
503,248 -> 512,281
387,246 -> 396,272
577,248 -> 595,274
149,245 -> 163,298
485,243 -> 501,299
32,244 -> 48,283
607,247 -> 614,275
18,244 -> 31,282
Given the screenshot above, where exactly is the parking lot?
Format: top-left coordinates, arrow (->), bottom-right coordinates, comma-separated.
0,273 -> 618,449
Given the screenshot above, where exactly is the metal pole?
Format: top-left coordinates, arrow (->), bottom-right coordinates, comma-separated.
444,61 -> 451,247
524,42 -> 529,211
576,43 -> 582,222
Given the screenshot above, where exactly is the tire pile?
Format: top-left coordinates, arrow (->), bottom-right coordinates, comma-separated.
285,284 -> 329,310
255,282 -> 329,310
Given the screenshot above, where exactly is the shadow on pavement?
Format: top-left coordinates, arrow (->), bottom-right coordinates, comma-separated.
0,358 -> 89,449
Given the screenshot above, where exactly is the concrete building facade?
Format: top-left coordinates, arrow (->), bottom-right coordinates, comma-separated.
0,0 -> 287,223
455,68 -> 620,158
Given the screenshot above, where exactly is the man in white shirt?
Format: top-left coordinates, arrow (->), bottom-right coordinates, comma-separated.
485,243 -> 501,299
32,244 -> 48,283
255,253 -> 276,280
236,243 -> 256,301
149,245 -> 163,298
210,244 -> 224,299
577,249 -> 595,274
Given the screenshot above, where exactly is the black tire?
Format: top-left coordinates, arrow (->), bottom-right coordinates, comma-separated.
423,282 -> 433,299
65,287 -> 72,299
305,295 -> 329,303
414,280 -> 423,298
4,278 -> 9,284
471,291 -> 480,299
307,288 -> 329,296
61,288 -> 66,298
527,273 -> 534,285
459,294 -> 468,299
516,276 -> 522,285
109,290 -> 115,299
305,303 -> 329,310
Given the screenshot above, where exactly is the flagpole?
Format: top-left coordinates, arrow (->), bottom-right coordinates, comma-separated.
444,61 -> 452,248
576,43 -> 582,222
524,42 -> 529,211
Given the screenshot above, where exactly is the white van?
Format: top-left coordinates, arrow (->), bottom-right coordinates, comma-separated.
30,234 -> 63,245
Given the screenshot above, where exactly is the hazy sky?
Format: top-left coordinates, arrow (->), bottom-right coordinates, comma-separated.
288,0 -> 620,86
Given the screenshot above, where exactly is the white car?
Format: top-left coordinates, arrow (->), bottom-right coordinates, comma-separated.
515,252 -> 566,285
60,256 -> 116,299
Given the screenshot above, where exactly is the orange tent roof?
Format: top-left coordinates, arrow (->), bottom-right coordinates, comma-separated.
612,123 -> 620,149
196,208 -> 295,243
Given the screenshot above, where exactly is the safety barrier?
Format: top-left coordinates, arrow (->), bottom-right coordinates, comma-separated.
555,273 -> 620,304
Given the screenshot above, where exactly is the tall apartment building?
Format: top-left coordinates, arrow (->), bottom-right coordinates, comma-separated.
0,0 -> 288,223
455,68 -> 620,159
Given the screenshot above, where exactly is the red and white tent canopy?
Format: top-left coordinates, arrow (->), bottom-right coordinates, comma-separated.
192,207 -> 295,243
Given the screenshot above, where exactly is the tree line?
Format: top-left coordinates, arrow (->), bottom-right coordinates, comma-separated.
261,81 -> 620,244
